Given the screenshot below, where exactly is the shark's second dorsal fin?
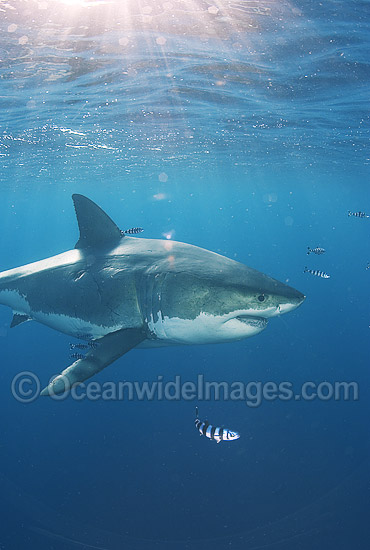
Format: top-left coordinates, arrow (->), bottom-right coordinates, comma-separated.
72,194 -> 123,250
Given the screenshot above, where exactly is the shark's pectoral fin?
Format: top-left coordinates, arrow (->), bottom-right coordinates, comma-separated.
10,313 -> 31,328
40,328 -> 145,396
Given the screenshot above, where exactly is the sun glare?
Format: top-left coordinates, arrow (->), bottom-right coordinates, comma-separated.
50,0 -> 111,6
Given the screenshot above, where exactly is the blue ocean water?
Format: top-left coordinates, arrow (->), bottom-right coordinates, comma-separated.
0,1 -> 370,549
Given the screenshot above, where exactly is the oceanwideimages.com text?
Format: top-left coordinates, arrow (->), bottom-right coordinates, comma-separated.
11,372 -> 359,406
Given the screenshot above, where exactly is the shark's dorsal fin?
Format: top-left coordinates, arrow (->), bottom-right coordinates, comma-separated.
73,194 -> 123,250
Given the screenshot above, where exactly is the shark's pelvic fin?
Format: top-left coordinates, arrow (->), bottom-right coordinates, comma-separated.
73,194 -> 123,250
10,313 -> 31,328
40,327 -> 145,396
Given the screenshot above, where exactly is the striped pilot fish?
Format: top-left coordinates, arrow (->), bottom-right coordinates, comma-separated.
70,341 -> 98,350
194,407 -> 240,443
307,246 -> 325,255
122,227 -> 144,235
69,342 -> 89,350
304,267 -> 330,279
348,211 -> 369,218
70,352 -> 85,360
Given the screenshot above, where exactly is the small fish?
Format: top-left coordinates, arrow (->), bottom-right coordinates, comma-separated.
87,340 -> 98,349
307,246 -> 325,255
122,227 -> 144,235
194,407 -> 240,444
70,353 -> 85,360
76,333 -> 91,340
348,211 -> 369,218
69,343 -> 89,350
366,263 -> 370,270
304,267 -> 330,279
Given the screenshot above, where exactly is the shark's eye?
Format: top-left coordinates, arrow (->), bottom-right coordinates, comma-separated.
258,294 -> 265,302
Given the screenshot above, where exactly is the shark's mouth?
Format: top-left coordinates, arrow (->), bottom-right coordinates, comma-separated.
235,315 -> 268,329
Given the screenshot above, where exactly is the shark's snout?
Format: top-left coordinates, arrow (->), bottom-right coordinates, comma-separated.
294,289 -> 306,304
292,289 -> 306,309
274,290 -> 305,317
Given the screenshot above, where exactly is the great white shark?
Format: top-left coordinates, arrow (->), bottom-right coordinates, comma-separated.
0,194 -> 305,396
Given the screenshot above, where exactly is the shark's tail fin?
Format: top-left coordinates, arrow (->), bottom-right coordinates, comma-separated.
307,247 -> 311,255
195,406 -> 199,419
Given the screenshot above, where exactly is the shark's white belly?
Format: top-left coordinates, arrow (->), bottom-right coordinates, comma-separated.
34,311 -> 121,339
